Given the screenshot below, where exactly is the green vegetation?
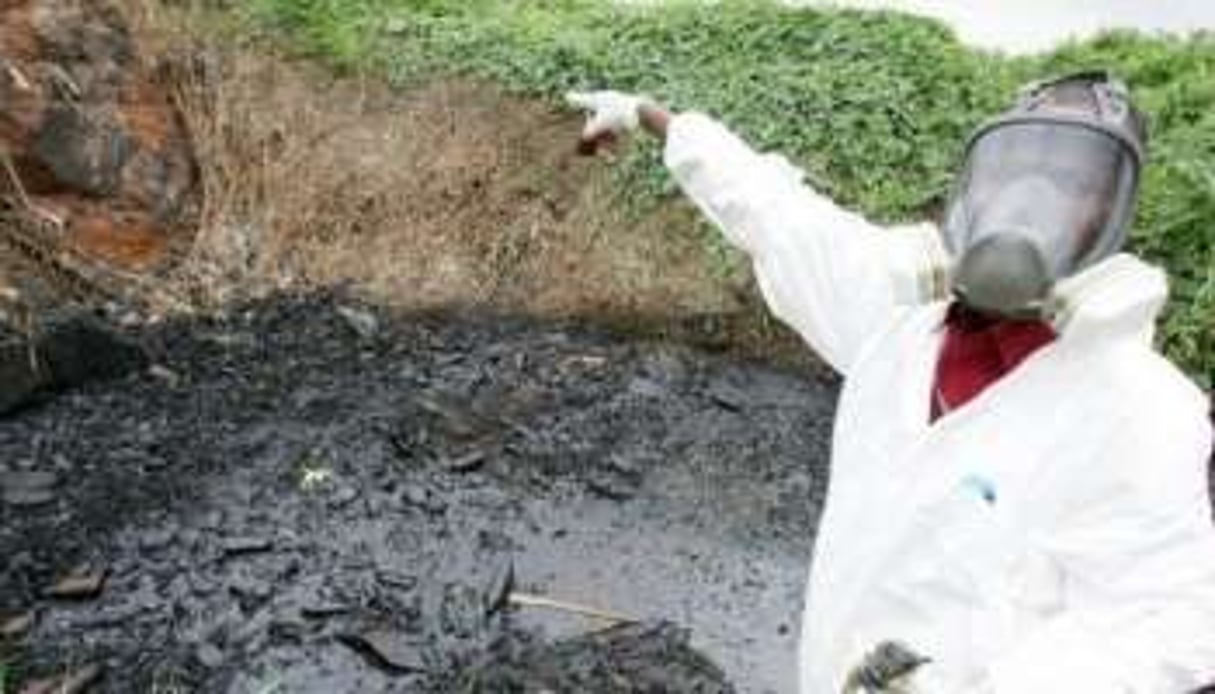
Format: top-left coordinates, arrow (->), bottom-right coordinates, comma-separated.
246,0 -> 1214,387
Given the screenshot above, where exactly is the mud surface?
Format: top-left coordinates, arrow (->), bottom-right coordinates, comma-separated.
0,293 -> 837,693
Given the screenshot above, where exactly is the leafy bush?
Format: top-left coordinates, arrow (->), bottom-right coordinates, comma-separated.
247,0 -> 1215,387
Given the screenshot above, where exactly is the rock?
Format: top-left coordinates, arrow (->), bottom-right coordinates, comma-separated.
194,642 -> 224,670
198,510 -> 223,531
439,584 -> 482,639
221,536 -> 273,556
442,448 -> 487,474
706,380 -> 748,412
328,486 -> 359,509
226,572 -> 272,604
443,622 -> 734,693
375,570 -> 418,592
0,0 -> 199,270
18,663 -> 102,694
79,601 -> 144,628
138,528 -> 174,551
482,560 -> 514,617
606,454 -> 641,476
1,470 -> 57,507
401,486 -> 446,516
147,364 -> 179,386
416,393 -> 478,438
163,574 -> 191,603
1,610 -> 36,638
585,471 -> 638,501
300,602 -> 349,619
45,567 -> 106,599
190,574 -> 218,596
0,331 -> 43,414
0,308 -> 145,416
36,310 -> 145,388
336,306 -> 378,340
339,628 -> 427,673
268,615 -> 307,643
626,377 -> 665,399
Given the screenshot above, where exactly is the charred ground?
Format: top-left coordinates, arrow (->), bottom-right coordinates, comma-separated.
0,292 -> 836,693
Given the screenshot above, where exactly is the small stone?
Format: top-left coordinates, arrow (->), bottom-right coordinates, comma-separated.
585,472 -> 638,501
375,570 -> 417,592
339,629 -> 427,673
221,536 -> 273,556
199,511 -> 223,530
190,575 -> 218,596
269,616 -> 307,643
1,610 -> 35,638
148,364 -> 180,385
439,584 -> 481,639
2,486 -> 55,507
627,377 -> 665,399
227,574 -> 272,603
195,642 -> 224,669
336,306 -> 378,340
482,560 -> 514,617
164,574 -> 191,603
139,529 -> 175,551
443,449 -> 487,473
300,602 -> 349,619
46,568 -> 106,599
400,486 -> 425,508
274,527 -> 300,547
178,529 -> 201,550
329,486 -> 359,508
1,470 -> 58,507
400,487 -> 446,515
707,380 -> 747,412
80,602 -> 143,628
20,662 -> 102,694
607,454 -> 640,476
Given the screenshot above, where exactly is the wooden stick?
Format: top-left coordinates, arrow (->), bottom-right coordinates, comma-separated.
507,592 -> 638,624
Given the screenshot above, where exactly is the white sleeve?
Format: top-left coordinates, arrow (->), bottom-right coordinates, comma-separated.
663,112 -> 947,374
979,405 -> 1215,693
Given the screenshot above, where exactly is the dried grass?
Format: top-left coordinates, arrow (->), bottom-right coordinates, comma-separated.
109,1 -> 800,361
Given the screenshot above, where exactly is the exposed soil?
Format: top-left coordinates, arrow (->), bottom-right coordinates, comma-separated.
0,292 -> 838,693
137,28 -> 814,366
162,40 -> 751,317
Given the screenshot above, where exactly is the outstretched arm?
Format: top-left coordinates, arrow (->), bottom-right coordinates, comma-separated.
639,101 -> 671,139
566,91 -> 948,373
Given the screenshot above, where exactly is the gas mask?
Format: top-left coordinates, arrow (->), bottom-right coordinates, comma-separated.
942,72 -> 1147,318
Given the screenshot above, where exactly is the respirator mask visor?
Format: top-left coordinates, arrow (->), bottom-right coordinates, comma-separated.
942,120 -> 1139,318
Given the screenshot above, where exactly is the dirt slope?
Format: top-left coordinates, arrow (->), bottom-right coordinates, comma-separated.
150,34 -> 805,362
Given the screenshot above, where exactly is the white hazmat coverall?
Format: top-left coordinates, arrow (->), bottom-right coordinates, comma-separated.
662,112 -> 1215,693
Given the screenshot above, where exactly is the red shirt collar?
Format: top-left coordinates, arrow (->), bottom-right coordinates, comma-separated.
931,303 -> 1058,420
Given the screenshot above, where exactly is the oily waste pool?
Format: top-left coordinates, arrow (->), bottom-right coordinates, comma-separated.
0,293 -> 838,693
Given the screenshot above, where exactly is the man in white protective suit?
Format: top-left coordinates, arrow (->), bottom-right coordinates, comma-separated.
567,72 -> 1215,693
